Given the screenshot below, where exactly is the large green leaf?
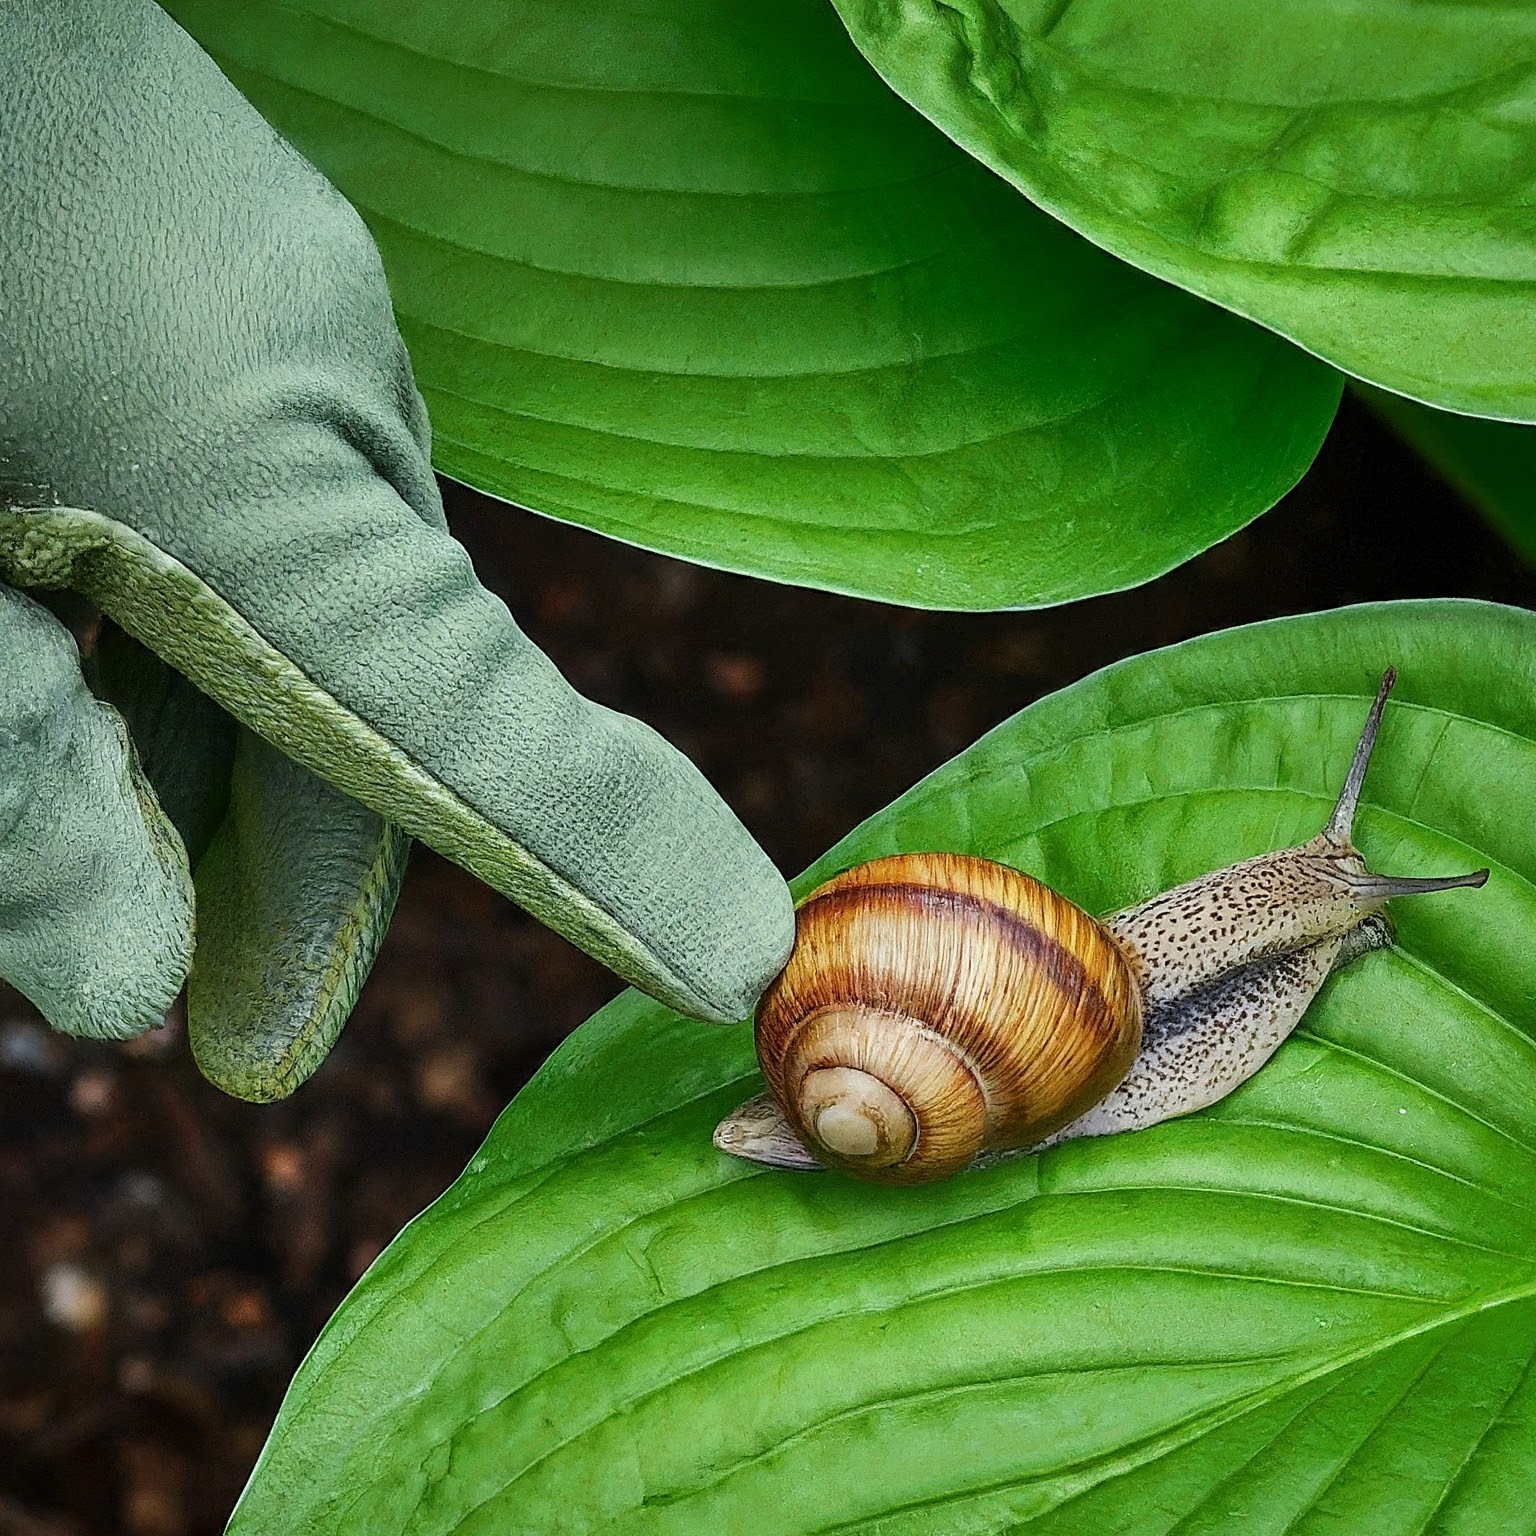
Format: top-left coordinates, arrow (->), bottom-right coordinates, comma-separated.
832,0 -> 1536,422
1358,385 -> 1536,565
231,600 -> 1536,1534
162,0 -> 1338,610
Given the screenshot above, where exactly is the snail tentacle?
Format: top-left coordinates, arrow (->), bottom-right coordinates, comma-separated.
1106,670 -> 1485,1008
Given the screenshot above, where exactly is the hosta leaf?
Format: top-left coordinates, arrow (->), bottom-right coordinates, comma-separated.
1358,385 -> 1536,565
231,600 -> 1536,1535
832,0 -> 1536,421
162,0 -> 1339,610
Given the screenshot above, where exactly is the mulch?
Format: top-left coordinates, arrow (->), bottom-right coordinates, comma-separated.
2,396 -> 1530,1534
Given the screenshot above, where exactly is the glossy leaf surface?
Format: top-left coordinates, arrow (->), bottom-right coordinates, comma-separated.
232,601 -> 1536,1534
834,0 -> 1536,421
163,0 -> 1339,609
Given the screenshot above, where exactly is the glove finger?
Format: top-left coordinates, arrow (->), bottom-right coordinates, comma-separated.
1,0 -> 792,1021
84,628 -> 406,1098
4,503 -> 792,1023
0,583 -> 193,1038
85,622 -> 236,867
188,728 -> 408,1102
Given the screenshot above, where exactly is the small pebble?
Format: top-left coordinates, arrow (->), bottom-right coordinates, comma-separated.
219,1288 -> 272,1332
0,1018 -> 67,1077
116,1171 -> 167,1209
70,1068 -> 118,1116
260,1142 -> 306,1194
415,1046 -> 478,1112
40,1262 -> 109,1333
119,1356 -> 157,1394
705,652 -> 766,702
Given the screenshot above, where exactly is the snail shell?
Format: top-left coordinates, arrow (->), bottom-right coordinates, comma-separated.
754,852 -> 1143,1184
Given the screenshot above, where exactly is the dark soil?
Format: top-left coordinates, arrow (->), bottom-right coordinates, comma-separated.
2,395 -> 1533,1535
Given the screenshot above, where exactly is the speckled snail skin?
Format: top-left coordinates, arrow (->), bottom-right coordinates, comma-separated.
714,672 -> 1489,1185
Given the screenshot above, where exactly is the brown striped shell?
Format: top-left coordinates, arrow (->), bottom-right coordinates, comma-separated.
754,853 -> 1143,1184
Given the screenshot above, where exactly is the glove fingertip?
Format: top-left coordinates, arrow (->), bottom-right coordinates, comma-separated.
665,871 -> 796,1025
188,733 -> 407,1101
8,677 -> 196,1043
44,937 -> 191,1042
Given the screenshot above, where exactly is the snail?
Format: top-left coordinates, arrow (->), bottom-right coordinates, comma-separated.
714,671 -> 1487,1184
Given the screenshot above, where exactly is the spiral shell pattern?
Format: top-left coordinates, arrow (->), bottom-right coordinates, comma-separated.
754,853 -> 1143,1184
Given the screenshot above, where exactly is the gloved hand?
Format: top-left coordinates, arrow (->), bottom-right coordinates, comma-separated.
0,0 -> 794,1099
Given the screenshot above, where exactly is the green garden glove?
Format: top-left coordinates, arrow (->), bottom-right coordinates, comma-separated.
0,0 -> 794,1098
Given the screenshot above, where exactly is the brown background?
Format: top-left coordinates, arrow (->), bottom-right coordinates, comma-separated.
2,395 -> 1533,1534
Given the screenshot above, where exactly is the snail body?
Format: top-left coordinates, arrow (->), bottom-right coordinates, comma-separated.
715,672 -> 1487,1184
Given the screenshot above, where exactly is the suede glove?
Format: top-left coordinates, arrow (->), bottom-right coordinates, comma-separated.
0,0 -> 794,1099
